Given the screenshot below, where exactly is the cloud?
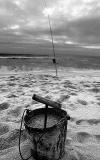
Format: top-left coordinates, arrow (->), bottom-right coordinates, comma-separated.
41,0 -> 100,46
43,0 -> 100,20
52,16 -> 100,45
69,17 -> 100,44
0,0 -> 100,51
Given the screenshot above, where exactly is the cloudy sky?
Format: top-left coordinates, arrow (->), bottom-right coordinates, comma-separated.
0,0 -> 100,54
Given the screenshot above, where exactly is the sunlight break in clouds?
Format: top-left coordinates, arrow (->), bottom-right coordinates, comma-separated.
43,0 -> 100,20
10,25 -> 20,30
43,7 -> 55,16
14,0 -> 27,9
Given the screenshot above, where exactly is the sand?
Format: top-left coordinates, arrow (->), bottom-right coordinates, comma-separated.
28,114 -> 60,128
0,68 -> 100,159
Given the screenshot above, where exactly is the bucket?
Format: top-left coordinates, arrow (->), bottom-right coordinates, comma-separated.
19,94 -> 70,160
24,108 -> 69,160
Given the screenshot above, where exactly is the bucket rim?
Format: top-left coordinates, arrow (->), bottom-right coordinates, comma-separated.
24,107 -> 68,132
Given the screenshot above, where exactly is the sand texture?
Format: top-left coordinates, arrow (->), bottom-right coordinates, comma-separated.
0,68 -> 100,159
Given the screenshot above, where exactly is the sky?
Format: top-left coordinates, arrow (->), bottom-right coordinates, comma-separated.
0,0 -> 100,55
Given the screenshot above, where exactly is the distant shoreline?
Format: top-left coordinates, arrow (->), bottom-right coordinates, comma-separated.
0,53 -> 49,58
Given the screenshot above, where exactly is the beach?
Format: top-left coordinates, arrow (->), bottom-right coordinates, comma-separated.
0,57 -> 100,160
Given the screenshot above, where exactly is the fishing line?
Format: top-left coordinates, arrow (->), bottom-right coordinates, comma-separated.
42,0 -> 58,77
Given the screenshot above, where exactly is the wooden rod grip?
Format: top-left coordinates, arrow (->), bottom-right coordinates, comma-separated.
32,94 -> 61,109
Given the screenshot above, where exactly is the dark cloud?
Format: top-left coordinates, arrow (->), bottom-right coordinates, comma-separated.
67,16 -> 100,44
48,16 -> 100,45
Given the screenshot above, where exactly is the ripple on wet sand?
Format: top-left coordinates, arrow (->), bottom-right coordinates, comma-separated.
74,132 -> 91,143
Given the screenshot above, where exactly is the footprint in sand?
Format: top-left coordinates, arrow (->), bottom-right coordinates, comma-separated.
7,106 -> 22,118
76,132 -> 91,143
58,95 -> 70,103
87,119 -> 100,125
7,82 -> 16,87
9,76 -> 19,81
0,124 -> 9,136
76,119 -> 100,125
1,88 -> 8,92
0,102 -> 9,111
89,87 -> 100,93
77,99 -> 88,105
76,119 -> 85,125
95,135 -> 100,143
20,84 -> 30,88
7,94 -> 18,98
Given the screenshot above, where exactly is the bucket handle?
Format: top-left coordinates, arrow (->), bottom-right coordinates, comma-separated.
32,94 -> 61,109
19,109 -> 32,160
19,109 -> 46,160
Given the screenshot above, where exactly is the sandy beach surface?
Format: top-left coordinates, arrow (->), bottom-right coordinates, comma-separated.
0,67 -> 100,160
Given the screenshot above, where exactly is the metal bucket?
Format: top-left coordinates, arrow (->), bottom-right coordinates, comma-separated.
24,107 -> 69,160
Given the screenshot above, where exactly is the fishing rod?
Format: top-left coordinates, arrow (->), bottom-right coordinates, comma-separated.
42,0 -> 58,77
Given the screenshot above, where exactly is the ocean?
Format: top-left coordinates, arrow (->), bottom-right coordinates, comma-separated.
0,54 -> 100,74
